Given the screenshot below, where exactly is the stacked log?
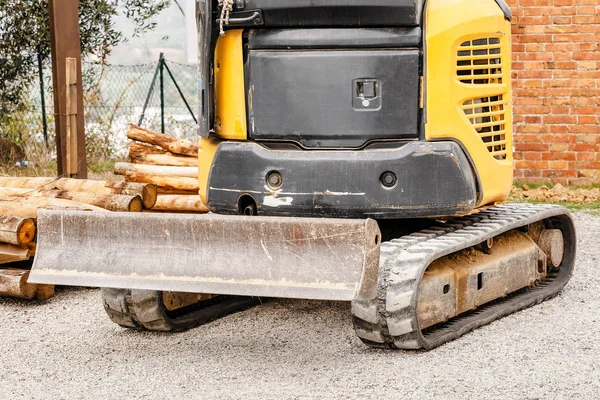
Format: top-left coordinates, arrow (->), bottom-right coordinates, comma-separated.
0,211 -> 48,300
0,177 -> 157,210
0,177 -> 158,300
117,125 -> 208,213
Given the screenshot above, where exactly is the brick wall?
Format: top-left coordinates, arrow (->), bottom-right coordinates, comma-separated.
507,0 -> 600,184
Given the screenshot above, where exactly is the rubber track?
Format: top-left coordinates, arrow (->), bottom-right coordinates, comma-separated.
351,203 -> 576,350
102,289 -> 262,332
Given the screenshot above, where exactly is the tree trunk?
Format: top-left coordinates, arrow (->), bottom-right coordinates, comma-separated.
0,204 -> 40,219
0,245 -> 31,265
0,215 -> 36,247
0,197 -> 107,219
129,141 -> 165,156
46,190 -> 143,212
0,189 -> 141,212
116,182 -> 157,209
130,149 -> 198,167
0,268 -> 54,300
122,173 -> 199,192
0,177 -> 157,209
114,162 -> 198,178
128,124 -> 198,156
156,187 -> 199,195
0,176 -> 57,189
0,187 -> 38,197
152,195 -> 209,213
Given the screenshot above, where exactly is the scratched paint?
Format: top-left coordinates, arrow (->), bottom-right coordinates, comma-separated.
263,195 -> 293,207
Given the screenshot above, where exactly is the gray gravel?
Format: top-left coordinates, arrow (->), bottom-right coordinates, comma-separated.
1,213 -> 599,399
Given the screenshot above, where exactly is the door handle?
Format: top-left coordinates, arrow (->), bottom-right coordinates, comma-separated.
217,10 -> 264,26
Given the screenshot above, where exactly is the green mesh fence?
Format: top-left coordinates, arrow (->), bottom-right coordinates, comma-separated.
2,56 -> 198,163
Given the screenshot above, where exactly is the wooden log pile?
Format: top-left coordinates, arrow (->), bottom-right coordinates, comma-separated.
116,124 -> 208,213
0,176 -> 158,300
0,125 -> 205,299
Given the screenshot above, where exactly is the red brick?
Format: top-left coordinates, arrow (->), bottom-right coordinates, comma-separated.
542,152 -> 576,161
543,115 -> 577,125
579,116 -> 598,124
487,3 -> 598,183
516,161 -> 549,169
577,153 -> 596,161
515,143 -> 549,152
570,144 -> 600,152
542,170 -> 577,178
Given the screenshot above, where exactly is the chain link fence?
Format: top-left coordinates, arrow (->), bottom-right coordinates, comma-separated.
2,56 -> 198,165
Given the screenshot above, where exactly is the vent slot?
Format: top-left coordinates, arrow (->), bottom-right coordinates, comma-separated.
462,95 -> 508,160
457,38 -> 502,85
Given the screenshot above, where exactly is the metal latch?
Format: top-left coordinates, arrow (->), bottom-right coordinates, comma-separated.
353,79 -> 381,111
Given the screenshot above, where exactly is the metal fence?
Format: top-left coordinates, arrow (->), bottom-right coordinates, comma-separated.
3,55 -> 198,163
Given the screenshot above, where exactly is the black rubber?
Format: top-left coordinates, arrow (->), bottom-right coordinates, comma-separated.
102,289 -> 263,332
351,203 -> 576,350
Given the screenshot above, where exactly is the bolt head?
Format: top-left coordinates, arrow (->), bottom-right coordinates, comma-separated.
380,171 -> 397,188
266,171 -> 283,188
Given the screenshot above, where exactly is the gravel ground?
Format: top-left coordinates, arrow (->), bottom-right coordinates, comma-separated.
1,213 -> 599,399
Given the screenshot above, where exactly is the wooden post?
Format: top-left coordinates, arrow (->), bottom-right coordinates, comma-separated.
65,58 -> 79,175
48,0 -> 87,178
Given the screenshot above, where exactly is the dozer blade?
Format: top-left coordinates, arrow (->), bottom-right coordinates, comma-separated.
29,210 -> 381,301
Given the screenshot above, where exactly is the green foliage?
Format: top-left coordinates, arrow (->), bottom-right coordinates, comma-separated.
87,159 -> 116,174
0,0 -> 170,117
0,90 -> 56,165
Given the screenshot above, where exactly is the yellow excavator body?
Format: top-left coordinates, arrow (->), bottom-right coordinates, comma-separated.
30,0 -> 576,350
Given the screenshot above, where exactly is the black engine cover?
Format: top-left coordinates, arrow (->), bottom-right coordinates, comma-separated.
246,49 -> 420,148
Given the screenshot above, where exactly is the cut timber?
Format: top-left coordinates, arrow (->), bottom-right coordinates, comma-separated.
0,176 -> 58,189
28,242 -> 37,256
123,173 -> 199,192
0,269 -> 35,299
116,182 -> 157,209
35,284 -> 55,301
129,141 -> 165,156
0,197 -> 106,219
132,152 -> 198,167
0,187 -> 38,197
0,244 -> 31,264
152,195 -> 209,213
0,177 -> 157,209
46,190 -> 143,212
114,162 -> 198,178
0,204 -> 40,219
128,124 -> 198,156
0,191 -> 138,212
157,188 -> 199,195
0,268 -> 54,300
130,145 -> 198,167
157,188 -> 199,196
0,215 -> 36,247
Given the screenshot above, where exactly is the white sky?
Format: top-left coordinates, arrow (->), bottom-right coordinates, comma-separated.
108,0 -> 197,65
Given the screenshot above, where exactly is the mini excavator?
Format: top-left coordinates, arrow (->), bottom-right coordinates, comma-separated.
30,0 -> 576,349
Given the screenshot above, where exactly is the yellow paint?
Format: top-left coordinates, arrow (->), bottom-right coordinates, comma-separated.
214,30 -> 247,140
425,0 -> 513,206
197,136 -> 220,204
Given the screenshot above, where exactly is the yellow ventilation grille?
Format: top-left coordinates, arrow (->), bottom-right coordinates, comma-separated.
457,38 -> 502,84
462,95 -> 508,160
